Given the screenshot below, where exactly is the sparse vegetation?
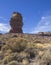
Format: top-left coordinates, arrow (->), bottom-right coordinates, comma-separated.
0,33 -> 51,65
7,61 -> 18,65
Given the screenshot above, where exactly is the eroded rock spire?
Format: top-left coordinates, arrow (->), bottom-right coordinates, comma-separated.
9,12 -> 23,33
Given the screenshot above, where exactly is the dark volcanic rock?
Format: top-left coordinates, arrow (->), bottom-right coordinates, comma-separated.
0,33 -> 2,35
9,12 -> 23,33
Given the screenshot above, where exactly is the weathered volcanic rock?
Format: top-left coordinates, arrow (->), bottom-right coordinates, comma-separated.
9,12 -> 23,33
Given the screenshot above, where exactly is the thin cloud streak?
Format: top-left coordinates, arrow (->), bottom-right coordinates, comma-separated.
32,16 -> 51,33
0,16 -> 8,21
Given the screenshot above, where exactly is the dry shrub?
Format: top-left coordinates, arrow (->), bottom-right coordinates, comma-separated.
1,45 -> 9,51
0,51 -> 4,60
22,59 -> 29,65
7,61 -> 18,65
6,38 -> 28,52
38,48 -> 51,65
2,53 -> 18,64
34,40 -> 41,43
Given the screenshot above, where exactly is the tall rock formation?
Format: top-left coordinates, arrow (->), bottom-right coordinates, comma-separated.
9,12 -> 23,33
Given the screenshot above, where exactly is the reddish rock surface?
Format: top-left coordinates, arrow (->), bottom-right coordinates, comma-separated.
9,12 -> 23,33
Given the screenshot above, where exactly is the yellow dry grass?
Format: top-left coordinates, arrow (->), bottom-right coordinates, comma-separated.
36,43 -> 51,48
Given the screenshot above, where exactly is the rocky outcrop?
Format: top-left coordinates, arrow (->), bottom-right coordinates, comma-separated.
38,32 -> 51,36
9,12 -> 23,33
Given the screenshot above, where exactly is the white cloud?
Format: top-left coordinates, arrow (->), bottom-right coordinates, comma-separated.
0,17 -> 7,21
0,23 -> 10,33
0,16 -> 10,33
41,16 -> 45,19
32,16 -> 51,33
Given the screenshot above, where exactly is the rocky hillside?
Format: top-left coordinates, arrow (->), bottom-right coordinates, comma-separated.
0,33 -> 51,65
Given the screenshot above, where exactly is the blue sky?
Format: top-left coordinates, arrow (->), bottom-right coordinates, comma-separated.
0,0 -> 51,34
